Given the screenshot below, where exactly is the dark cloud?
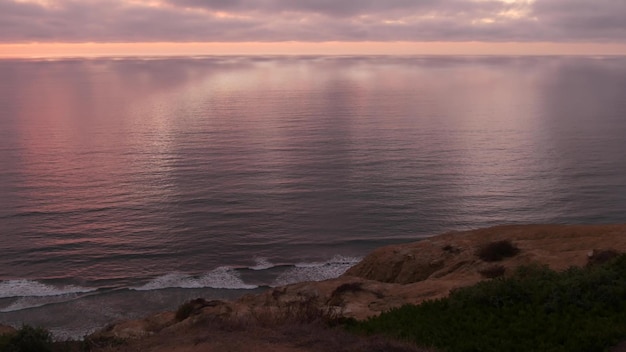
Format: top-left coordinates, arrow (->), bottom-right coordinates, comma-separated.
168,0 -> 507,19
170,0 -> 437,17
531,0 -> 626,41
0,0 -> 624,43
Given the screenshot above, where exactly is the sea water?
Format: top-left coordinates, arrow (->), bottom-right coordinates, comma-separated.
1,56 -> 625,338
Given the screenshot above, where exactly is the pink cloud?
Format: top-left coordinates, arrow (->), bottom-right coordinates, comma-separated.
0,0 -> 624,43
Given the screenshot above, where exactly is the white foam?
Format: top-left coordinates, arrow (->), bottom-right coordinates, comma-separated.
133,267 -> 257,291
0,280 -> 95,299
0,296 -> 72,312
273,255 -> 361,286
294,255 -> 361,268
1,300 -> 40,312
250,257 -> 274,271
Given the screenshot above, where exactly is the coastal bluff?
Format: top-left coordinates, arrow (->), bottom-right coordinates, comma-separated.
87,224 -> 626,350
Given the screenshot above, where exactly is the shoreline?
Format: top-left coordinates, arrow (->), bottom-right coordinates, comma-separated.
3,223 -> 626,351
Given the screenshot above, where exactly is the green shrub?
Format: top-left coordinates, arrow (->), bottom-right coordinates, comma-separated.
349,255 -> 626,352
176,301 -> 196,321
0,334 -> 12,351
587,249 -> 621,267
476,240 -> 520,262
2,325 -> 53,352
175,298 -> 210,321
332,282 -> 364,296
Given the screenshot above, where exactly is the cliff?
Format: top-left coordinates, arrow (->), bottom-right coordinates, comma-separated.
86,224 -> 626,351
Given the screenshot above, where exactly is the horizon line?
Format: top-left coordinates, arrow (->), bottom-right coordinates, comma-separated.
2,41 -> 626,58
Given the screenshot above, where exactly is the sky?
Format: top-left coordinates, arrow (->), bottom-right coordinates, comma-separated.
1,0 -> 626,57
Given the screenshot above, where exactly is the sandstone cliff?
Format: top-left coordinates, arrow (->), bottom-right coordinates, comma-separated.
88,224 -> 626,351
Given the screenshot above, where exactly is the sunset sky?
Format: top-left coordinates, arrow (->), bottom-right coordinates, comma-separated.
1,0 -> 626,57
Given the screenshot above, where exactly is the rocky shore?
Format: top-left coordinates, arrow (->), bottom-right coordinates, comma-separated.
4,224 -> 626,351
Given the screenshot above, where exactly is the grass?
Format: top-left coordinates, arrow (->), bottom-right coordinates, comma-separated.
249,296 -> 343,327
171,296 -> 427,352
1,298 -> 424,352
347,253 -> 626,352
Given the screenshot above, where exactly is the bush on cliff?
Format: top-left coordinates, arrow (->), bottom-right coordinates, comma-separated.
0,325 -> 53,352
348,254 -> 626,352
476,240 -> 520,262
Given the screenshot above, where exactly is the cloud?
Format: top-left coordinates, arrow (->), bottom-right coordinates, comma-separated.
531,0 -> 626,42
0,0 -> 625,43
168,0 -> 455,18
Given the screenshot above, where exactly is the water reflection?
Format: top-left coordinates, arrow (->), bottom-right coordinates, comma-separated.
538,58 -> 626,222
0,56 -> 625,281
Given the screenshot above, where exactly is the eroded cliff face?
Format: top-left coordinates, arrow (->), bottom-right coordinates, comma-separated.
347,224 -> 626,282
241,224 -> 626,321
90,224 -> 626,341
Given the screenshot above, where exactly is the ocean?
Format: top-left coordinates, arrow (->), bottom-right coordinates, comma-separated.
1,55 -> 625,339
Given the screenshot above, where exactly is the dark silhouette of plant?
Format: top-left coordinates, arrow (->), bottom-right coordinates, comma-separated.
3,325 -> 53,352
349,255 -> 626,352
587,249 -> 621,267
476,240 -> 520,262
176,298 -> 214,321
442,244 -> 461,254
332,282 -> 364,296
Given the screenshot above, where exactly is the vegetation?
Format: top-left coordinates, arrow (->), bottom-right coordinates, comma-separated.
7,250 -> 626,352
348,254 -> 626,352
476,240 -> 520,262
175,298 -> 203,321
177,297 -> 426,352
0,334 -> 11,351
587,249 -> 621,267
442,244 -> 461,254
82,334 -> 126,351
0,325 -> 53,352
249,296 -> 343,327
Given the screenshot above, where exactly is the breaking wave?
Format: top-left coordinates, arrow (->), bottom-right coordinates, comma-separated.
0,280 -> 95,299
272,255 -> 361,286
133,267 -> 258,291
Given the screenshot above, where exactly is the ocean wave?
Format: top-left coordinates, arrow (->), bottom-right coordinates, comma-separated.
133,267 -> 258,291
0,295 -> 81,313
272,255 -> 361,287
250,257 -> 274,271
0,280 -> 95,299
293,255 -> 361,268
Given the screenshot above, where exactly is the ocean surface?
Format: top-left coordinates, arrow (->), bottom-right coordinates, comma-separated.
1,55 -> 625,338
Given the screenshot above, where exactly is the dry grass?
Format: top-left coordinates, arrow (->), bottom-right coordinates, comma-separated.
478,265 -> 506,279
248,297 -> 341,328
92,297 -> 430,352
